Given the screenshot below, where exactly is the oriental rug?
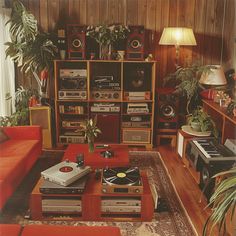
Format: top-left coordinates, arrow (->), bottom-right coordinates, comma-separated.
0,151 -> 197,236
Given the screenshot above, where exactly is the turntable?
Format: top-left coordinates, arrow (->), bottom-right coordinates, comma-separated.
101,167 -> 143,194
41,160 -> 91,186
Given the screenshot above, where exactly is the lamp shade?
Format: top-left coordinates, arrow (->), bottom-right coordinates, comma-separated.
159,27 -> 197,46
199,65 -> 227,85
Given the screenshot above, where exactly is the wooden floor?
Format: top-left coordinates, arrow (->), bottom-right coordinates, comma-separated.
156,145 -> 217,236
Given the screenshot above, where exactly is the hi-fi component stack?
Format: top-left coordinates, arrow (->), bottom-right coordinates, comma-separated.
40,159 -> 91,215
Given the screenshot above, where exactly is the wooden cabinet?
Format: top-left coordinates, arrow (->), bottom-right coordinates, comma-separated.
54,60 -> 156,147
30,172 -> 154,221
202,100 -> 236,144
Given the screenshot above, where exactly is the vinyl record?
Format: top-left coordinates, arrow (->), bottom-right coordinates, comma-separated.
103,167 -> 140,186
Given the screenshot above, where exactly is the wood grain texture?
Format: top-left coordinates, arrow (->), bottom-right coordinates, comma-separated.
15,0 -> 235,88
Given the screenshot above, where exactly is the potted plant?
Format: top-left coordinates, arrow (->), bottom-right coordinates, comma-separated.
187,106 -> 218,137
5,0 -> 57,100
203,166 -> 236,236
84,115 -> 101,153
86,24 -> 129,59
164,62 -> 214,114
0,86 -> 38,126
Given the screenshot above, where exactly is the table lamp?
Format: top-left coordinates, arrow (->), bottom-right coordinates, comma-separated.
159,27 -> 197,66
199,65 -> 227,100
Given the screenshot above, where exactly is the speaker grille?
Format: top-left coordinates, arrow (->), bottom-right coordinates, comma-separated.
122,129 -> 150,143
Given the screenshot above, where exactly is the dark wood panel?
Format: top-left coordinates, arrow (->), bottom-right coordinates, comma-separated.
14,0 -> 235,89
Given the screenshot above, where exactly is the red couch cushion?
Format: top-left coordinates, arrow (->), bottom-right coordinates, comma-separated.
0,140 -> 40,157
21,225 -> 121,236
0,128 -> 9,144
0,224 -> 22,236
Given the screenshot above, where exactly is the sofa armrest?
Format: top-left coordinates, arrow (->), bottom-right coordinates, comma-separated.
3,126 -> 42,140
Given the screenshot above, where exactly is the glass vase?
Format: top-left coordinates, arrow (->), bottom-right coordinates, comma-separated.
99,43 -> 112,60
88,137 -> 95,153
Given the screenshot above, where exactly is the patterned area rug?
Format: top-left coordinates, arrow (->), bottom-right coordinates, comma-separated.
1,151 -> 197,236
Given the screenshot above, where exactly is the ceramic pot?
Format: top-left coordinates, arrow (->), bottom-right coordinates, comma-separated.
190,121 -> 201,132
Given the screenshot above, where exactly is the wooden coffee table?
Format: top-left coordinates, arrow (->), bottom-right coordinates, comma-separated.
63,144 -> 130,169
30,171 -> 154,221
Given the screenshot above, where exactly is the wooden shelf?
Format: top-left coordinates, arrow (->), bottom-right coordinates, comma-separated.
202,100 -> 236,144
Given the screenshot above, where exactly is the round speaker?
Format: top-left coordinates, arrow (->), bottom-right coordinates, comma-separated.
72,38 -> 82,49
160,103 -> 176,119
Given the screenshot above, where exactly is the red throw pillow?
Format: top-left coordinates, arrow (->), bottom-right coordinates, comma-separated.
0,128 -> 9,143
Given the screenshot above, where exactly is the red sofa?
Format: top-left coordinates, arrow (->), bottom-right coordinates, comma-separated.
0,224 -> 121,236
0,126 -> 42,210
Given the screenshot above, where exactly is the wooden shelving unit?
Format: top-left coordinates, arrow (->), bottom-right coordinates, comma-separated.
54,60 -> 156,148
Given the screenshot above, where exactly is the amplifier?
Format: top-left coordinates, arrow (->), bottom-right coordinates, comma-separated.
58,90 -> 87,100
122,121 -> 151,128
62,121 -> 85,128
42,205 -> 82,213
91,91 -> 121,100
127,103 -> 149,114
91,106 -> 120,113
101,198 -> 141,206
124,91 -> 151,101
42,199 -> 82,207
60,69 -> 87,78
59,105 -> 84,114
59,135 -> 85,144
122,129 -> 151,144
101,205 -> 141,213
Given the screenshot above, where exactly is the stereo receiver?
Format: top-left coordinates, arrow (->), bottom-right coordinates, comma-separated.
127,103 -> 149,114
124,91 -> 151,100
58,90 -> 87,100
90,103 -> 120,112
91,91 -> 121,100
59,135 -> 85,144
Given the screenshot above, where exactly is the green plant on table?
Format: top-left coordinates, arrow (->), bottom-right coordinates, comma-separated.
203,166 -> 236,236
84,115 -> 101,153
187,106 -> 218,137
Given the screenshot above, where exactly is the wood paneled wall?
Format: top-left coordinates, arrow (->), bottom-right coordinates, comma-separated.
13,0 -> 235,87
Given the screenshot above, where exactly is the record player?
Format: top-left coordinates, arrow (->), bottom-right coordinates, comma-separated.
101,167 -> 143,194
41,160 -> 91,186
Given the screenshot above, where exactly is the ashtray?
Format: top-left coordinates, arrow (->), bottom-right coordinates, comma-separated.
100,150 -> 114,159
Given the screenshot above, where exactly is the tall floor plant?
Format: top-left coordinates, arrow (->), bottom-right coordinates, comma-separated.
203,166 -> 236,235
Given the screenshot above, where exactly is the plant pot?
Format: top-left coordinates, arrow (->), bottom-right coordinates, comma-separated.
190,121 -> 201,132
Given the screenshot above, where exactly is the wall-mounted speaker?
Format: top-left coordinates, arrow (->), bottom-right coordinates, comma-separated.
126,26 -> 146,60
29,106 -> 52,148
156,88 -> 179,132
67,25 -> 86,59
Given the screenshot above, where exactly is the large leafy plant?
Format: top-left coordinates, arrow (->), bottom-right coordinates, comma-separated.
203,166 -> 236,236
0,86 -> 38,126
5,0 -> 57,75
165,62 -> 214,114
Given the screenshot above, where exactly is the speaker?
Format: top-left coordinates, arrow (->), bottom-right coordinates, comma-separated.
29,106 -> 52,148
126,26 -> 146,60
91,114 -> 120,143
122,129 -> 151,144
67,25 -> 86,59
156,88 -> 179,132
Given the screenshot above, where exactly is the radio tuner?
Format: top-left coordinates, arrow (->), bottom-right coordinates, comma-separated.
91,91 -> 121,100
